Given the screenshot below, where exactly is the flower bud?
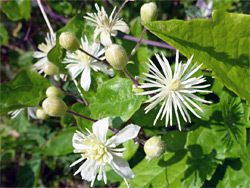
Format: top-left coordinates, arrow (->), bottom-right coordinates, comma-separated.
42,97 -> 67,117
43,62 -> 59,75
105,44 -> 128,70
36,107 -> 49,120
46,86 -> 64,98
59,32 -> 80,52
144,136 -> 165,159
140,2 -> 157,22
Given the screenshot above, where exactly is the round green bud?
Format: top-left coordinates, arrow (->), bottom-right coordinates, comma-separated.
36,107 -> 49,120
42,97 -> 67,117
43,62 -> 59,75
46,86 -> 64,98
105,44 -> 128,70
144,136 -> 165,159
59,32 -> 80,52
140,2 -> 158,22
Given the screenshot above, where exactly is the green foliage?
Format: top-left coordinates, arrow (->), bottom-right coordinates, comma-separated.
17,156 -> 41,187
143,10 -> 250,105
0,70 -> 49,115
88,77 -> 144,123
41,127 -> 78,156
0,25 -> 8,45
1,0 -> 30,21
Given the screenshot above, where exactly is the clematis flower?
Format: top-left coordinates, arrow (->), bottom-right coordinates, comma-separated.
8,107 -> 38,120
33,33 -> 56,74
136,50 -> 212,130
84,3 -> 130,47
63,36 -> 114,91
70,117 -> 140,187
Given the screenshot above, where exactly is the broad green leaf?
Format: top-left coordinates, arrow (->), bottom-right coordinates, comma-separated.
1,0 -> 30,21
17,156 -> 41,187
88,77 -> 144,122
213,0 -> 239,10
42,127 -> 78,156
119,131 -> 188,188
217,157 -> 250,187
0,25 -> 8,45
0,70 -> 49,115
122,140 -> 139,161
143,10 -> 250,105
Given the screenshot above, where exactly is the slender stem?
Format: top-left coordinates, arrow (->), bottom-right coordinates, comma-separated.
73,79 -> 89,106
123,68 -> 139,86
59,74 -> 66,89
32,0 -> 69,24
128,27 -> 147,60
117,33 -> 175,50
78,48 -> 109,65
67,110 -> 97,122
36,0 -> 55,39
109,127 -> 119,134
134,138 -> 145,145
110,0 -> 131,30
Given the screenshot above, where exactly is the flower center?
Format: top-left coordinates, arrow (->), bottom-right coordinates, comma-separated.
83,135 -> 111,165
169,79 -> 181,91
80,53 -> 90,65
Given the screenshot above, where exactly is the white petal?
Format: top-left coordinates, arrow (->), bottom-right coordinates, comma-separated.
70,157 -> 85,167
100,31 -> 112,47
110,155 -> 134,180
92,117 -> 111,144
108,124 -> 140,146
112,21 -> 130,34
80,67 -> 91,91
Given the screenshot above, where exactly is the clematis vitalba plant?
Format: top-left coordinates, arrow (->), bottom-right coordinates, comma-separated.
1,0 -> 249,188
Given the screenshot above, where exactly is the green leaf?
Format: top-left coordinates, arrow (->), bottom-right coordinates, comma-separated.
89,77 -> 144,122
0,25 -> 8,45
0,70 -> 49,115
1,0 -> 30,21
42,127 -> 78,156
17,156 -> 41,187
217,157 -> 250,187
143,10 -> 250,105
120,131 -> 187,188
122,140 -> 139,161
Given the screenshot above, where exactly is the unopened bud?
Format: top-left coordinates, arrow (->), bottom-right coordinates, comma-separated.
36,107 -> 49,120
59,32 -> 80,52
42,97 -> 67,117
144,136 -> 165,159
43,62 -> 59,75
46,86 -> 64,98
105,44 -> 128,70
140,2 -> 157,22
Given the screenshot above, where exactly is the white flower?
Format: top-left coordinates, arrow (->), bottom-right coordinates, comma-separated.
33,33 -> 56,74
136,50 -> 212,130
84,3 -> 130,47
63,36 -> 114,91
70,117 -> 140,187
196,0 -> 213,17
8,107 -> 38,120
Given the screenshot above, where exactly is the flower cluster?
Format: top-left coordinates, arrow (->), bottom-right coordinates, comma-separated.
12,1 -> 213,187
